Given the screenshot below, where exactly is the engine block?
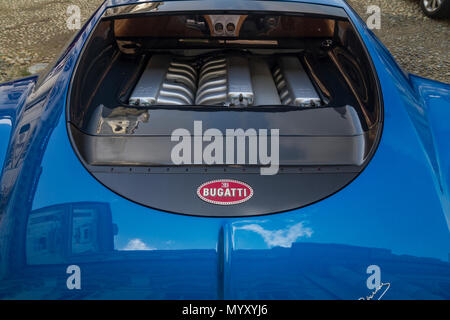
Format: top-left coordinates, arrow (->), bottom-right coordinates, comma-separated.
129,53 -> 321,107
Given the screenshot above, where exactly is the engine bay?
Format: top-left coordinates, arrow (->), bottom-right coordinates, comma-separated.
128,53 -> 321,107
66,8 -> 383,216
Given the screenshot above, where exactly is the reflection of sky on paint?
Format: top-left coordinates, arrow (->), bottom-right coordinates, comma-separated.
233,221 -> 312,249
32,118 -> 221,251
28,111 -> 450,261
0,119 -> 12,125
110,202 -> 222,251
122,238 -> 156,251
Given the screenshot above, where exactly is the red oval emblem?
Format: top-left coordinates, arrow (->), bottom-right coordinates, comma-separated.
197,179 -> 254,205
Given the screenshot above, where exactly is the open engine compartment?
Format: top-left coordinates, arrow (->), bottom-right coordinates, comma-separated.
67,4 -> 383,216
69,12 -> 381,128
128,53 -> 322,107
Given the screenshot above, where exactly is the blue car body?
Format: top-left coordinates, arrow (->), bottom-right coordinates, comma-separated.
0,0 -> 449,299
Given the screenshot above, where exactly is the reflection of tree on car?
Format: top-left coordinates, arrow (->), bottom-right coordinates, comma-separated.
420,0 -> 450,18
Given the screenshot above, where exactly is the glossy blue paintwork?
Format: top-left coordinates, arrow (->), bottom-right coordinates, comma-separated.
0,0 -> 449,300
0,76 -> 37,184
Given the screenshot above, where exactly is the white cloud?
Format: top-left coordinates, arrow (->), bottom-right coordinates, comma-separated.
123,238 -> 155,251
235,222 -> 313,248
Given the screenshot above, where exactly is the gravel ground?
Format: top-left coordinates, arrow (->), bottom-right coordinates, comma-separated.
0,0 -> 448,83
0,0 -> 103,82
347,0 -> 449,83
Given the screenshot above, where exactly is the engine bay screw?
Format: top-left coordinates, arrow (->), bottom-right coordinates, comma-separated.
215,22 -> 224,33
226,23 -> 236,33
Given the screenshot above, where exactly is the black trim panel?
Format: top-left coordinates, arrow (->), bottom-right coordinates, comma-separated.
104,1 -> 348,20
93,170 -> 358,217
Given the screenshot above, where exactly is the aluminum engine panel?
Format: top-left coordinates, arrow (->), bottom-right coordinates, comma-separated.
129,54 -> 321,107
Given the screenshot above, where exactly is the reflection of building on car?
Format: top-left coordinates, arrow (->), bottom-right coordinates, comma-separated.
420,0 -> 450,18
26,202 -> 117,265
